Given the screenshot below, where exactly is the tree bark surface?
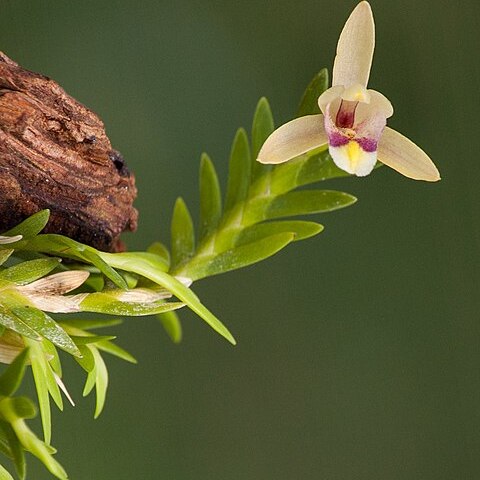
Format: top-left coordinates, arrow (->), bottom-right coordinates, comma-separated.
0,52 -> 138,251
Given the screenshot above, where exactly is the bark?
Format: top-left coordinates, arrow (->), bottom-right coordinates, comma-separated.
0,52 -> 138,251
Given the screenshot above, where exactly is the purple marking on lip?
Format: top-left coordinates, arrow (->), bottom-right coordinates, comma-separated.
328,132 -> 350,148
357,137 -> 378,153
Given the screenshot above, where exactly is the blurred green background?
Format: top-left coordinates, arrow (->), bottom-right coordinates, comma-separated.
1,0 -> 479,478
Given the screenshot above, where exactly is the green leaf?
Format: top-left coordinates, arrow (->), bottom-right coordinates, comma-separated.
8,398 -> 36,420
96,340 -> 137,364
83,358 -> 96,396
0,258 -> 60,285
158,310 -> 182,344
25,339 -> 52,444
171,198 -> 195,268
236,221 -> 324,246
251,98 -> 275,191
4,210 -> 50,239
90,347 -> 108,419
75,345 -> 95,373
71,335 -> 116,345
199,154 -> 222,241
42,341 -> 62,376
0,250 -> 13,267
0,462 -> 14,480
100,251 -> 169,274
186,232 -> 295,280
270,149 -> 348,195
147,242 -> 171,269
0,349 -> 29,397
251,97 -> 275,159
0,425 -> 12,460
297,68 -> 329,117
0,305 -> 42,341
248,190 -> 357,222
0,422 -> 24,480
60,318 -> 123,330
224,129 -> 251,213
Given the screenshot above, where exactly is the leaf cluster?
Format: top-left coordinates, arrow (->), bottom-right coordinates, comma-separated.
0,68 -> 358,478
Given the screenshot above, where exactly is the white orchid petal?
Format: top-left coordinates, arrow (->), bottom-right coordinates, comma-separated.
18,271 -> 90,295
329,142 -> 377,177
332,1 -> 375,88
318,85 -> 344,114
377,127 -> 440,182
0,235 -> 22,244
257,115 -> 328,164
367,90 -> 393,118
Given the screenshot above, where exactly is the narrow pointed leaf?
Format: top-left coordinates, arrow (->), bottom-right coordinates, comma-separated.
71,335 -> 116,345
0,462 -> 14,480
265,190 -> 357,220
8,398 -> 36,420
251,98 -> 275,191
0,349 -> 30,397
1,423 -> 25,480
0,305 -> 42,341
100,251 -> 169,274
0,258 -> 60,285
252,97 -> 275,159
147,242 -> 171,269
185,232 -> 295,280
224,128 -> 251,213
43,341 -> 62,376
83,365 -> 96,397
96,340 -> 137,364
236,221 -> 324,246
4,210 -> 50,239
171,198 -> 195,268
60,318 -> 123,330
158,310 -> 182,344
297,68 -> 329,117
75,345 -> 95,373
25,339 -> 52,444
270,149 -> 347,195
0,250 -> 13,266
199,154 -> 222,241
0,425 -> 12,459
91,348 -> 108,419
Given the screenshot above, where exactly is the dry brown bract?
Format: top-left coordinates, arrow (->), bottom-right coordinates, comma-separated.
0,52 -> 138,251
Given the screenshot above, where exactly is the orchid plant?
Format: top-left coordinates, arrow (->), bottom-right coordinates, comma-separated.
0,2 -> 439,479
258,1 -> 440,182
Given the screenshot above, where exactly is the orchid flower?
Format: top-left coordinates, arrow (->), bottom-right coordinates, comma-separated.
257,1 -> 440,181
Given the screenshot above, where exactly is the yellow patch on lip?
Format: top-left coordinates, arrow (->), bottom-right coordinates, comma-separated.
346,140 -> 362,170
